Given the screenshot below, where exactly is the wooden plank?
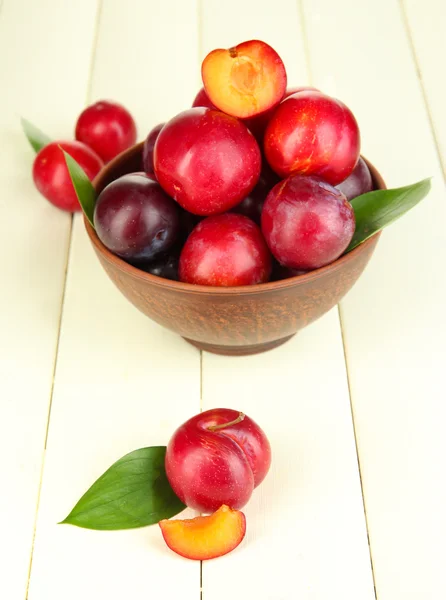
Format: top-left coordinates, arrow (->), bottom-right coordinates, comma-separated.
200,2 -> 375,598
0,1 -> 99,599
301,0 -> 446,598
402,0 -> 446,174
27,1 -> 201,598
202,313 -> 376,600
89,0 -> 202,135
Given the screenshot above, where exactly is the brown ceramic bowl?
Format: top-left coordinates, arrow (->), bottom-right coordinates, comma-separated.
85,143 -> 383,356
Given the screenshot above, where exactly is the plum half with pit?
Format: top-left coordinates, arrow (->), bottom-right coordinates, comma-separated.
202,40 -> 287,119
179,213 -> 272,286
94,173 -> 180,263
154,108 -> 261,216
336,156 -> 373,201
261,175 -> 355,271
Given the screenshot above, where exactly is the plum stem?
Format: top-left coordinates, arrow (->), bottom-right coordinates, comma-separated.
208,412 -> 245,432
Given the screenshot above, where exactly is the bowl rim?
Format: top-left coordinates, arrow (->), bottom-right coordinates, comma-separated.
86,145 -> 384,297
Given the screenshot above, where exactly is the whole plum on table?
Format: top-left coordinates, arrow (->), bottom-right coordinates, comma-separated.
33,141 -> 103,212
165,408 -> 271,512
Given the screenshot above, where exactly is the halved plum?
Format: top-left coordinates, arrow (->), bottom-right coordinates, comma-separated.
159,505 -> 246,561
202,40 -> 287,119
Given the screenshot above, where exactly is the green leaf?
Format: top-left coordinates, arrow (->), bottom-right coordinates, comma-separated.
21,117 -> 52,153
62,150 -> 97,227
60,447 -> 186,530
347,178 -> 432,252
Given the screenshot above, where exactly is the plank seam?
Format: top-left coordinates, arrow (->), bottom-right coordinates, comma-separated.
24,448 -> 47,600
42,0 -> 103,449
399,0 -> 446,182
43,215 -> 74,450
24,210 -> 73,599
338,305 -> 378,600
85,0 -> 104,106
297,0 -> 313,85
24,0 -> 104,595
298,2 -> 380,595
197,3 -> 204,597
197,0 -> 204,64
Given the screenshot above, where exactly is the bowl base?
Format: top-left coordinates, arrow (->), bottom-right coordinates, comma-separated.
183,334 -> 296,356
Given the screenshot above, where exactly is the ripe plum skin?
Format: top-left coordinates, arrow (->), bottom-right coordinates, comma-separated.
75,100 -> 137,163
244,86 -> 321,141
192,87 -> 217,109
32,140 -> 103,212
231,163 -> 280,225
261,175 -> 355,270
165,408 -> 272,513
179,213 -> 272,286
154,108 -> 261,216
336,156 -> 373,201
191,86 -> 320,143
94,173 -> 180,263
140,253 -> 179,280
142,123 -> 165,179
264,91 -> 360,185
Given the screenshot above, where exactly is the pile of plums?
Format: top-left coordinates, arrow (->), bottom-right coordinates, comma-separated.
70,41 -> 376,285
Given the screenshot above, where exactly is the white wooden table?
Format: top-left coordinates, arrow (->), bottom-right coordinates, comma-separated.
1,0 -> 445,598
